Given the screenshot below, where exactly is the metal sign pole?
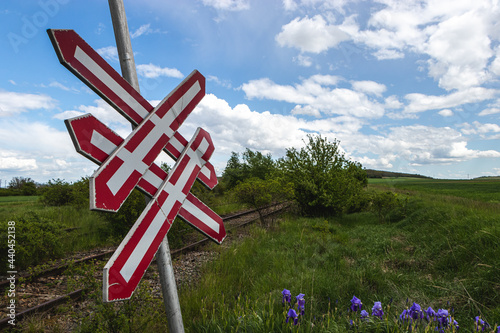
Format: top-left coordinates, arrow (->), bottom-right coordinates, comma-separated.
107,1 -> 185,332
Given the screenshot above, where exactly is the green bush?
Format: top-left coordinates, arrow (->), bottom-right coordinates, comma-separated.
279,135 -> 367,216
0,212 -> 64,270
39,178 -> 73,206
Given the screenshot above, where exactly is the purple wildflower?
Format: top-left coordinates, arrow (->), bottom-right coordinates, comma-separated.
282,289 -> 291,304
409,302 -> 424,320
372,301 -> 384,319
350,296 -> 362,312
425,307 -> 436,321
400,309 -> 409,322
360,310 -> 369,321
296,294 -> 305,316
436,309 -> 449,328
475,316 -> 490,331
286,309 -> 298,325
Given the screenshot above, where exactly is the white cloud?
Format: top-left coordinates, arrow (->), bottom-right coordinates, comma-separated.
424,10 -> 493,90
241,75 -> 385,118
207,75 -> 232,89
0,152 -> 37,172
291,105 -> 321,117
202,0 -> 250,11
341,124 -> 500,166
131,24 -> 152,38
403,87 -> 498,115
351,80 -> 386,97
283,0 -> 298,11
275,15 -> 350,53
96,46 -> 118,62
0,91 -> 56,116
479,107 -> 500,116
277,1 -> 500,91
136,63 -> 184,79
181,94 -> 365,172
54,100 -> 131,135
294,54 -> 313,67
438,109 -> 453,117
0,118 -> 97,182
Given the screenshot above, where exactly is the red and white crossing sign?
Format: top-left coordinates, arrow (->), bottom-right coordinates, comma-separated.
65,114 -> 225,244
48,29 -> 226,301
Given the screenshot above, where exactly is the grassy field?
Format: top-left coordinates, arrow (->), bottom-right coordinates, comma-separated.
5,179 -> 500,332
369,177 -> 500,203
174,179 -> 500,332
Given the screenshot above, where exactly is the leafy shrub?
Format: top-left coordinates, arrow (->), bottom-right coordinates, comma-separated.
39,178 -> 73,206
0,212 -> 64,270
279,135 -> 367,216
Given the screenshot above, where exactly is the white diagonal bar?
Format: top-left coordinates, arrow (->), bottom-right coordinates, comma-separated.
75,46 -> 149,118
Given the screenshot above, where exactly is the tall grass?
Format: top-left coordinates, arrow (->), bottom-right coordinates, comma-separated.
0,197 -> 112,270
178,192 -> 500,331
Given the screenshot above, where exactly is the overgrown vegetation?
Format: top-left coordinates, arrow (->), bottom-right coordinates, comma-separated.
2,134 -> 500,331
179,190 -> 499,331
279,135 -> 367,216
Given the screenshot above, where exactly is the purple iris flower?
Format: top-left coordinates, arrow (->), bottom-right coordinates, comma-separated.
282,289 -> 291,304
475,316 -> 490,331
400,309 -> 409,321
409,302 -> 424,320
360,310 -> 369,321
425,307 -> 436,321
350,296 -> 362,312
296,294 -> 305,316
286,308 -> 298,325
372,301 -> 384,319
436,309 -> 449,328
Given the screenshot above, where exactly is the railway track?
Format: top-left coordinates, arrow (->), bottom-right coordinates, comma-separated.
0,203 -> 289,329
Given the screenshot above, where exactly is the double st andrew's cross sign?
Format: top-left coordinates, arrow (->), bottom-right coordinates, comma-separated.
48,29 -> 226,302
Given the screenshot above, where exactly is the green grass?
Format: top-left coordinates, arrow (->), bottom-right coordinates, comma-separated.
369,178 -> 500,203
0,199 -> 113,270
177,191 -> 500,331
0,195 -> 39,204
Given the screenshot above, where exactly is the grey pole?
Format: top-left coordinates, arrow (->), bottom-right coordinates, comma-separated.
107,1 -> 185,332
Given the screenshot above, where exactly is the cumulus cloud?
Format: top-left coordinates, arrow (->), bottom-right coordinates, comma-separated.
0,91 -> 56,116
341,125 -> 500,166
403,87 -> 498,115
241,75 -> 385,118
53,99 -> 131,137
0,118 -> 96,182
0,152 -> 37,172
136,63 -> 184,79
276,0 -> 500,90
351,80 -> 386,97
275,15 -> 350,53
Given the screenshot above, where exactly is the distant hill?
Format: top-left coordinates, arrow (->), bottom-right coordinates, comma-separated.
366,169 -> 433,179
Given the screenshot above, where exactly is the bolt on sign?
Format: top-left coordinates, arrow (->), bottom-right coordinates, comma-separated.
48,29 -> 226,302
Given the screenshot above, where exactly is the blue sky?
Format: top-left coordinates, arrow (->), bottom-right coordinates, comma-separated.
1,0 -> 500,185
